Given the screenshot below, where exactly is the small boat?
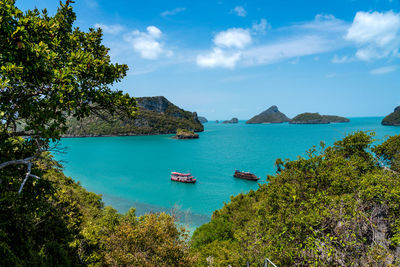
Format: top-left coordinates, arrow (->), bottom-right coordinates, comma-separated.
171,172 -> 196,183
233,170 -> 259,181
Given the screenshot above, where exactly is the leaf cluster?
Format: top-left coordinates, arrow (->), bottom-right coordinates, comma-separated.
0,0 -> 136,142
192,131 -> 400,266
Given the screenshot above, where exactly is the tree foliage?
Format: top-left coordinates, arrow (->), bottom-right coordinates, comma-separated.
192,131 -> 400,266
0,149 -> 194,266
0,0 -> 136,195
0,0 -> 136,141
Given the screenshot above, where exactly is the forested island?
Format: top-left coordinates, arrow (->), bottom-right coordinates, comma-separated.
382,106 -> 400,126
290,112 -> 350,124
246,105 -> 290,124
222,117 -> 239,123
65,96 -> 203,136
246,107 -> 349,124
1,2 -> 399,266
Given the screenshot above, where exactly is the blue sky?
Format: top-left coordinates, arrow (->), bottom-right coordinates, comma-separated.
18,0 -> 400,119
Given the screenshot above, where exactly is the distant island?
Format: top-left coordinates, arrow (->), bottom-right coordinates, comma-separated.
65,96 -> 203,137
222,118 -> 239,124
246,105 -> 290,124
382,106 -> 400,126
173,129 -> 199,139
198,116 -> 208,123
290,113 -> 350,124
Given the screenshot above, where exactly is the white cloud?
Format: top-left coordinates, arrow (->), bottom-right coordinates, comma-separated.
331,55 -> 353,63
294,14 -> 348,32
196,14 -> 347,69
196,48 -> 241,68
232,6 -> 247,17
161,7 -> 186,17
369,65 -> 397,75
94,23 -> 124,34
124,26 -> 172,59
213,28 -> 252,49
346,11 -> 400,61
242,35 -> 332,66
196,28 -> 251,68
252,19 -> 270,34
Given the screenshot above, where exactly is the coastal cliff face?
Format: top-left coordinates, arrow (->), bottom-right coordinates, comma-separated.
382,106 -> 400,126
290,113 -> 349,124
65,96 -> 203,136
246,106 -> 290,124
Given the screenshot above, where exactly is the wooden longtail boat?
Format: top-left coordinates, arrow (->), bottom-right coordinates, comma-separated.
233,170 -> 259,181
171,172 -> 196,183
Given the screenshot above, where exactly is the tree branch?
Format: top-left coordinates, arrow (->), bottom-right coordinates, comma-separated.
0,156 -> 41,194
0,157 -> 35,169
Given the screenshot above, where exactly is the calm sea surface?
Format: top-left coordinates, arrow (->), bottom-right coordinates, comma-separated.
56,117 -> 400,228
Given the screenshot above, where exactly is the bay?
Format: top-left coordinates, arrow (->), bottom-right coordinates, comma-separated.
56,117 -> 400,228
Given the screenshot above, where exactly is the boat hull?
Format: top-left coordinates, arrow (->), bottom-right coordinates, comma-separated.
171,177 -> 197,183
171,172 -> 197,183
233,171 -> 259,181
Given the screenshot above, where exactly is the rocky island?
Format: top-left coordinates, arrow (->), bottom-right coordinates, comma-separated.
65,96 -> 203,137
173,129 -> 199,139
222,118 -> 239,124
322,115 -> 350,123
382,106 -> 400,126
290,113 -> 349,124
198,116 -> 208,123
246,105 -> 290,124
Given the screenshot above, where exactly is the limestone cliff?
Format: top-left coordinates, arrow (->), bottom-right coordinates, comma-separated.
65,96 -> 203,136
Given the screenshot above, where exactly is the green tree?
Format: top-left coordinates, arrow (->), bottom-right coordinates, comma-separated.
0,0 -> 136,192
0,0 -> 135,264
373,135 -> 400,172
0,2 -> 196,266
192,132 -> 400,266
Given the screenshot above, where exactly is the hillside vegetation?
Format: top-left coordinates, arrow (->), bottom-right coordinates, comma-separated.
290,112 -> 349,124
246,105 -> 290,124
382,106 -> 400,126
0,148 -> 194,266
65,96 -> 203,136
191,132 -> 400,266
0,2 -> 193,265
2,1 -> 400,266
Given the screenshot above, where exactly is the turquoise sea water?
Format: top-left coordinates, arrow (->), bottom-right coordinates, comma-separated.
56,117 -> 400,228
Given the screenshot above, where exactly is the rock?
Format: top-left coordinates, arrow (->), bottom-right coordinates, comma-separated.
290,113 -> 349,124
173,129 -> 199,139
222,118 -> 239,124
246,106 -> 290,124
382,106 -> 400,126
198,116 -> 208,123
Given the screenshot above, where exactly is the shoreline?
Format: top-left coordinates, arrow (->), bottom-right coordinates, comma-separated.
62,131 -> 203,138
62,133 -> 175,138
